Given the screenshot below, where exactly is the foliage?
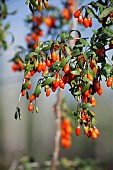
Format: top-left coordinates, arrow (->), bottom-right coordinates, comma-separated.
11,0 -> 113,141
13,156 -> 104,170
0,0 -> 16,54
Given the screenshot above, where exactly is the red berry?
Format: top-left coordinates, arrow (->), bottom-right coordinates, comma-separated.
12,63 -> 18,72
46,89 -> 51,97
42,61 -> 46,71
93,127 -> 100,136
29,94 -> 35,102
91,129 -> 98,139
106,77 -> 112,87
27,82 -> 32,90
88,17 -> 92,27
83,18 -> 89,28
28,103 -> 34,112
74,10 -> 81,18
53,79 -> 59,89
46,59 -> 52,67
64,64 -> 70,74
94,81 -> 100,91
75,125 -> 81,136
59,79 -> 65,89
97,85 -> 103,95
21,90 -> 25,96
78,14 -> 83,24
37,62 -> 42,72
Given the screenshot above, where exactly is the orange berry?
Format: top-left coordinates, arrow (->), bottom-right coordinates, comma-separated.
65,125 -> 72,134
51,51 -> 58,62
29,94 -> 35,102
61,130 -> 66,138
12,63 -> 18,72
75,125 -> 81,136
28,103 -> 34,112
84,89 -> 90,97
37,62 -> 42,72
97,85 -> 103,95
93,127 -> 100,136
83,18 -> 89,28
62,119 -> 70,127
74,9 -> 81,18
106,77 -> 112,87
53,79 -> 59,89
61,138 -> 71,148
59,79 -> 65,89
21,90 -> 25,96
91,129 -> 98,139
42,61 -> 46,71
64,64 -> 70,74
90,96 -> 96,107
62,8 -> 70,20
46,88 -> 51,97
27,82 -> 32,90
82,95 -> 88,103
87,73 -> 93,82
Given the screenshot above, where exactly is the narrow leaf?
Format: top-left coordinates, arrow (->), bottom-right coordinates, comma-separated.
34,84 -> 41,97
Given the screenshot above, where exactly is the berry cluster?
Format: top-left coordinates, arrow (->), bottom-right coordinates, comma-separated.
12,58 -> 23,72
74,10 -> 92,28
75,124 -> 100,139
61,118 -> 72,148
25,0 -> 73,51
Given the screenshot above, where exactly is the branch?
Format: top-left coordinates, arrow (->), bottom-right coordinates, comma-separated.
51,89 -> 63,170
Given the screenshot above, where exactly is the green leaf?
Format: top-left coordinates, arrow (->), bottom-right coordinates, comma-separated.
22,81 -> 29,90
39,0 -> 43,11
82,103 -> 92,109
87,7 -> 98,18
2,40 -> 7,50
71,70 -> 80,75
60,56 -> 70,68
8,10 -> 17,15
65,46 -> 71,56
26,91 -> 29,100
83,77 -> 93,85
35,42 -> 40,53
49,61 -> 59,71
26,52 -> 38,60
92,118 -> 97,125
87,110 -> 95,118
82,83 -> 90,93
82,69 -> 88,75
14,111 -> 18,120
29,3 -> 35,13
43,77 -> 54,86
30,0 -> 38,7
103,28 -> 113,38
8,32 -> 15,44
4,23 -> 10,30
61,32 -> 65,43
87,51 -> 96,57
34,84 -> 41,97
42,40 -> 53,51
25,0 -> 29,5
74,91 -> 81,96
99,7 -> 113,18
35,106 -> 39,113
80,39 -> 89,47
88,65 -> 96,78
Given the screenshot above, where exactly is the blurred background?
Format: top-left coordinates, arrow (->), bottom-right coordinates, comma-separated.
0,0 -> 113,169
